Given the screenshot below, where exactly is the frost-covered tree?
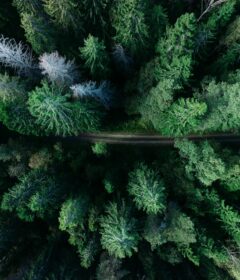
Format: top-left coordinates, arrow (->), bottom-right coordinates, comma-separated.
80,35 -> 110,79
21,13 -> 56,55
0,36 -> 36,75
70,81 -> 113,108
127,163 -> 166,215
39,52 -> 78,85
100,200 -> 140,258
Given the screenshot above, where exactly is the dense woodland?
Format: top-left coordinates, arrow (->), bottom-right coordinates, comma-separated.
1,0 -> 240,279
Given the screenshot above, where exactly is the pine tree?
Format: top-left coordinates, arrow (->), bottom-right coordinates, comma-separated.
12,0 -> 42,13
110,0 -> 149,56
0,73 -> 26,104
127,163 -> 166,215
1,169 -> 61,221
200,80 -> 240,132
20,13 -> 56,55
80,35 -> 110,79
96,252 -> 129,280
155,13 -> 197,85
28,82 -> 77,136
100,200 -> 140,258
43,0 -> 82,32
59,196 -> 99,268
175,140 -> 226,186
158,98 -> 207,136
204,189 -> 240,245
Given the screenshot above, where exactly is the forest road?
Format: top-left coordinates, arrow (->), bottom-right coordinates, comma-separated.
64,133 -> 240,145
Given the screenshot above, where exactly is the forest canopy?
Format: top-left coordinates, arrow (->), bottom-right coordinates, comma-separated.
0,0 -> 240,279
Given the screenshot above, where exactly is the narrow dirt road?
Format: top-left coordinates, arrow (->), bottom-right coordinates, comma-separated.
65,133 -> 240,145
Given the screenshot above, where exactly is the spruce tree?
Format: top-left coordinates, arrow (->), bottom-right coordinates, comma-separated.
100,200 -> 140,258
20,13 -> 56,55
80,35 -> 110,79
127,163 -> 166,215
110,0 -> 149,56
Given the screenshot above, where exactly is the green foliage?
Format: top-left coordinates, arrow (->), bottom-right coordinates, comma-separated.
110,0 -> 149,56
21,13 -> 56,54
1,169 -> 62,221
158,98 -> 207,136
80,35 -> 110,79
28,82 -> 77,136
175,140 -> 226,186
12,0 -> 42,13
92,142 -> 108,156
43,0 -> 81,31
200,81 -> 240,132
155,13 -> 197,85
100,200 -> 140,258
128,163 -> 166,215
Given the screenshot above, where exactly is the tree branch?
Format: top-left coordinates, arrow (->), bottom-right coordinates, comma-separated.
198,0 -> 228,22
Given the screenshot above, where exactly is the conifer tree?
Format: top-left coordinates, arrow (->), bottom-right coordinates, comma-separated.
100,200 -> 140,258
20,13 -> 56,55
28,82 -> 77,136
80,35 -> 110,79
155,13 -> 197,85
110,0 -> 149,56
43,0 -> 81,32
127,163 -> 166,215
1,169 -> 61,221
175,140 -> 226,186
0,73 -> 26,104
158,98 -> 207,136
39,52 -> 78,85
96,252 -> 129,280
200,80 -> 240,132
12,0 -> 42,13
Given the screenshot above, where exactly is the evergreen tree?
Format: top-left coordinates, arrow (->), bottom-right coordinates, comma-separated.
1,169 -> 62,221
20,13 -> 56,55
158,98 -> 207,136
100,200 -> 140,258
96,252 -> 129,280
200,80 -> 240,132
175,140 -> 226,186
28,82 -> 78,136
43,0 -> 82,32
12,0 -> 42,13
80,35 -> 110,79
110,0 -> 149,56
127,163 -> 166,215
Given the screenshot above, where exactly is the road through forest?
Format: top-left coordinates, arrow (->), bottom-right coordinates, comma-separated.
65,133 -> 240,145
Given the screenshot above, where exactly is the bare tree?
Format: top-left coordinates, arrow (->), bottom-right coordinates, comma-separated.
198,0 -> 228,21
0,35 -> 36,76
